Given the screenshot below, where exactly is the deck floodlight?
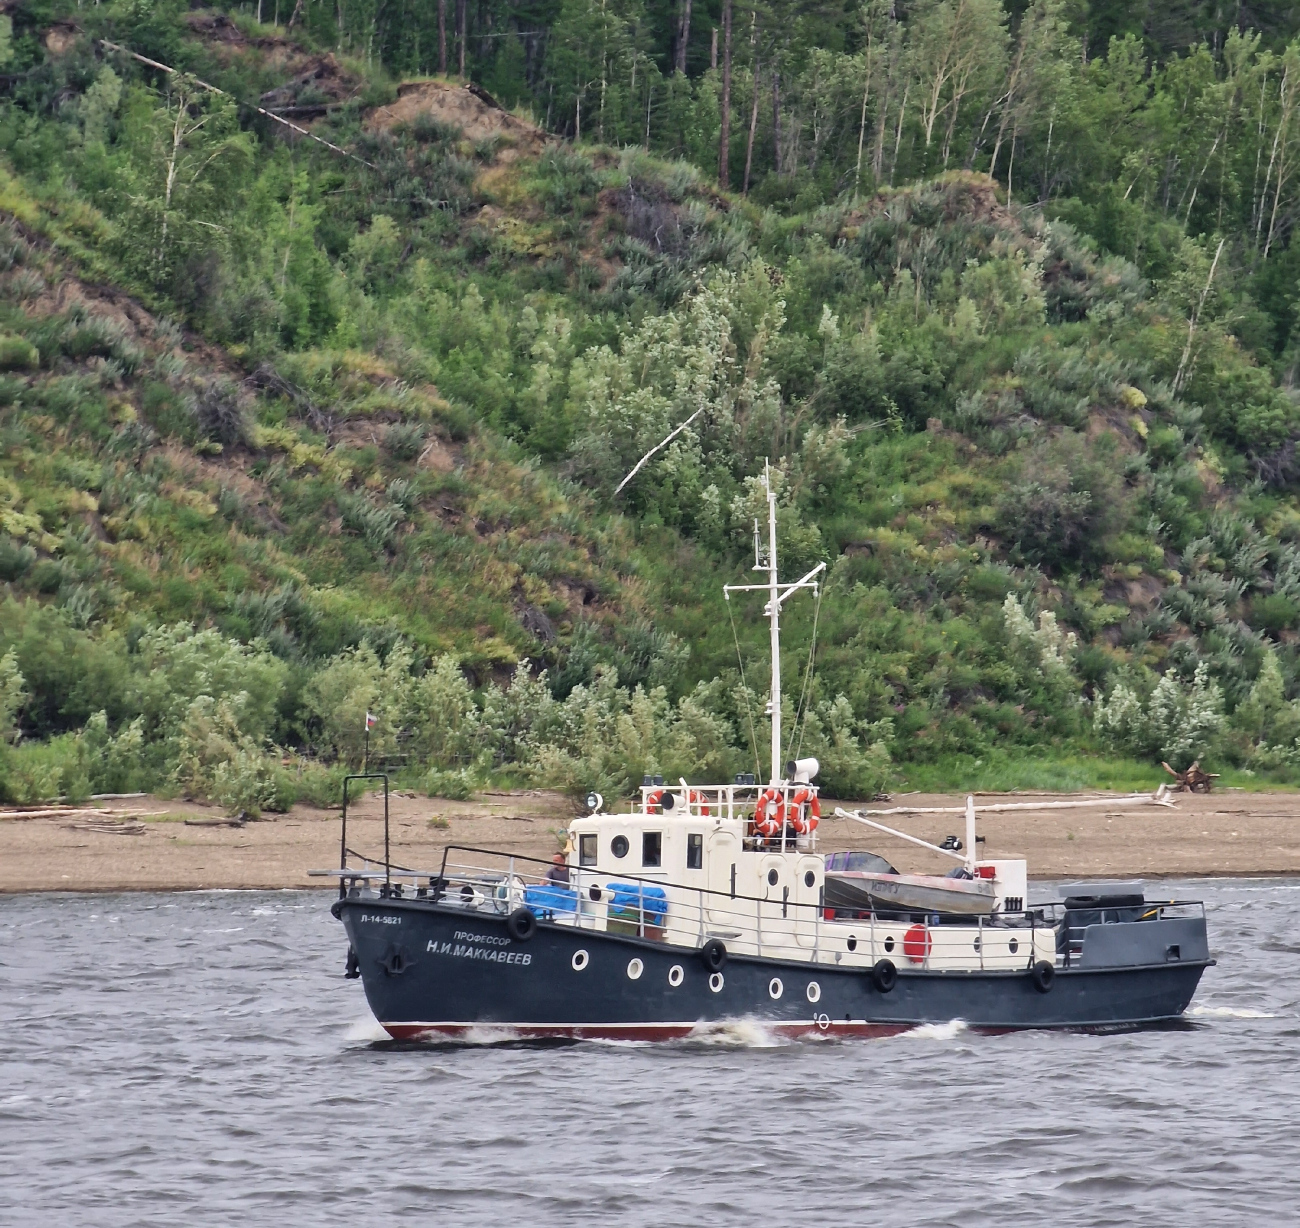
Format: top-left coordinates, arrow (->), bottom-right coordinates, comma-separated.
787,757 -> 820,784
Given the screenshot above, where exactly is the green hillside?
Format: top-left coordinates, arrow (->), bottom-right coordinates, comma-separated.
5,1 -> 1300,807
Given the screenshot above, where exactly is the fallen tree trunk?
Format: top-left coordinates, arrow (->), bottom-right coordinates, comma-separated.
1162,761 -> 1219,793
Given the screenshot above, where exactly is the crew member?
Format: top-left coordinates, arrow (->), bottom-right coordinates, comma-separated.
545,853 -> 570,886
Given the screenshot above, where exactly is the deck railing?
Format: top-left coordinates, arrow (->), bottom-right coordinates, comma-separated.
322,826 -> 1205,972
329,844 -> 1076,971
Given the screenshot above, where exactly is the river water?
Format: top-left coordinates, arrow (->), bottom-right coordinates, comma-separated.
1,880 -> 1297,1226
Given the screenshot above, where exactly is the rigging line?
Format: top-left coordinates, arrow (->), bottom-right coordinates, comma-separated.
727,595 -> 763,780
788,582 -> 822,765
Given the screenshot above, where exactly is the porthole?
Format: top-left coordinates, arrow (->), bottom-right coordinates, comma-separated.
611,835 -> 629,858
769,977 -> 783,1000
806,981 -> 821,1004
847,936 -> 857,952
1009,937 -> 1019,955
571,949 -> 589,971
767,868 -> 779,886
627,958 -> 644,980
709,972 -> 724,993
815,1013 -> 831,1031
804,870 -> 816,888
884,935 -> 895,953
668,964 -> 684,987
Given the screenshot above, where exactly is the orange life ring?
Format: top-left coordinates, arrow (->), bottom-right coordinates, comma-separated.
687,789 -> 712,816
903,923 -> 931,964
645,788 -> 665,814
754,787 -> 782,838
789,788 -> 821,835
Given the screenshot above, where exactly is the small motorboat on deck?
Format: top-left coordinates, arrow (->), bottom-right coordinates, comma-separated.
823,851 -> 996,917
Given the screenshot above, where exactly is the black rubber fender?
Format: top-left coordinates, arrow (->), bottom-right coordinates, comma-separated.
344,945 -> 360,979
1031,960 -> 1055,993
871,958 -> 897,993
700,937 -> 728,972
506,907 -> 538,941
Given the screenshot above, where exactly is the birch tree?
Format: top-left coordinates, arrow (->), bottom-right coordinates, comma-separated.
910,0 -> 1007,170
116,80 -> 251,292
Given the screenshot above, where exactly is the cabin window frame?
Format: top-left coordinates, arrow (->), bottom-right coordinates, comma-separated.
686,832 -> 703,870
578,833 -> 597,866
642,830 -> 662,868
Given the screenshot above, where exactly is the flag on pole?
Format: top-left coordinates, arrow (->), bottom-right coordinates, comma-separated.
365,712 -> 377,730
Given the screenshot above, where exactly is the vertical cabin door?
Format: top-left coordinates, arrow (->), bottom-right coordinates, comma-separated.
793,855 -> 822,948
706,830 -> 739,926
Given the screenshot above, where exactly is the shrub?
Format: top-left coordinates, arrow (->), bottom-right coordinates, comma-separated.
0,649 -> 28,743
0,336 -> 38,370
1249,593 -> 1299,636
995,437 -> 1125,570
0,536 -> 35,582
423,766 -> 474,800
0,222 -> 29,271
410,653 -> 479,765
304,641 -> 415,766
1094,663 -> 1224,769
193,379 -> 248,447
339,494 -> 403,550
384,421 -> 426,461
82,711 -> 147,794
133,624 -> 289,745
171,694 -> 285,816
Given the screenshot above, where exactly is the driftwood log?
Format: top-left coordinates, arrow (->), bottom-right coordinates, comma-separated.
1162,760 -> 1219,793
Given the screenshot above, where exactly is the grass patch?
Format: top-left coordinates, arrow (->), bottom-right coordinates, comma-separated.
896,753 -> 1171,795
895,753 -> 1300,794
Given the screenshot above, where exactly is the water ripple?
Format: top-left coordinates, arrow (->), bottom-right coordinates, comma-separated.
2,881 -> 1300,1225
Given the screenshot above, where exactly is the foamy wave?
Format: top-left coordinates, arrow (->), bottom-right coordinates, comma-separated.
344,1017 -> 391,1042
682,1018 -> 789,1048
459,1024 -> 524,1045
1188,1005 -> 1277,1020
899,1019 -> 968,1041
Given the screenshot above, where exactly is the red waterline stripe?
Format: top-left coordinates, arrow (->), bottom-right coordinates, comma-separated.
381,1021 -> 914,1041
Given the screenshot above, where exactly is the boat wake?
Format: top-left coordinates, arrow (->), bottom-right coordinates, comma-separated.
898,1019 -> 969,1041
1188,1005 -> 1277,1020
344,1017 -> 392,1043
679,1018 -> 791,1048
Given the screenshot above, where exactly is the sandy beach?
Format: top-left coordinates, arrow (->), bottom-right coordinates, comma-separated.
3,787 -> 1300,892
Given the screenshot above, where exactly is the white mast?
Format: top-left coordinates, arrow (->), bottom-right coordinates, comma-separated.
724,463 -> 826,786
766,465 -> 782,785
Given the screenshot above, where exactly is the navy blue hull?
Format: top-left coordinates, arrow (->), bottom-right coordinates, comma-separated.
335,897 -> 1209,1039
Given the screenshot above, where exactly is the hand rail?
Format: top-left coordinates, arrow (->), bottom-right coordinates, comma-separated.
331,841 -> 1206,968
339,774 -> 390,898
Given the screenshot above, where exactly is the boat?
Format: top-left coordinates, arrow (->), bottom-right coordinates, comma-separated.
822,852 -> 996,917
322,467 -> 1213,1039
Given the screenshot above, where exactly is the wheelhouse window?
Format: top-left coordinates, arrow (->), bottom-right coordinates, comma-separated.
611,835 -> 629,858
687,833 -> 703,870
579,833 -> 597,866
642,831 -> 662,868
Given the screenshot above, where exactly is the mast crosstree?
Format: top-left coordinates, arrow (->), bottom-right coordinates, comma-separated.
723,462 -> 826,786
